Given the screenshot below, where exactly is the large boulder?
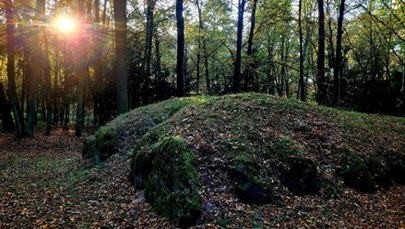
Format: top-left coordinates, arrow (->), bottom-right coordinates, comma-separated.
283,157 -> 319,196
82,126 -> 118,164
135,136 -> 202,228
339,149 -> 375,193
231,154 -> 273,205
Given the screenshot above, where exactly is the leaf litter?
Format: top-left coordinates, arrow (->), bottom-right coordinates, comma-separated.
1,94 -> 405,228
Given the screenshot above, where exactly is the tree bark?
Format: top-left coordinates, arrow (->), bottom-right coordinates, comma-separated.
0,82 -> 15,132
5,0 -> 26,138
114,0 -> 129,113
144,0 -> 154,100
195,0 -> 202,94
232,0 -> 246,93
245,0 -> 258,91
75,1 -> 86,136
298,0 -> 306,101
317,0 -> 326,105
176,0 -> 185,96
333,0 -> 345,105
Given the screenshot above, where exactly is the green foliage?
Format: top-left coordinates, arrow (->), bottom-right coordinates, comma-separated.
145,137 -> 202,227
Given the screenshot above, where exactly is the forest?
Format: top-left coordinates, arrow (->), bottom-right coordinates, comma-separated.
0,0 -> 405,228
0,0 -> 404,137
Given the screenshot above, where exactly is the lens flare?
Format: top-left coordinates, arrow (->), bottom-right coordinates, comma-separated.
56,17 -> 76,33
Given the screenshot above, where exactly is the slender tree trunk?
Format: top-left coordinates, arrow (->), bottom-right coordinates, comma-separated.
144,0 -> 154,101
154,32 -> 162,80
194,0 -> 211,94
36,0 -> 52,136
298,0 -> 306,101
5,0 -> 26,138
333,0 -> 345,105
245,0 -> 258,91
53,37 -> 60,125
75,1 -> 86,136
176,0 -> 185,96
232,0 -> 246,93
0,82 -> 15,132
203,43 -> 210,95
317,0 -> 326,105
114,0 -> 129,113
93,0 -> 108,126
195,0 -> 202,94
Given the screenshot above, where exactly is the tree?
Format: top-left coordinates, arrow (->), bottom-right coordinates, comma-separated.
245,0 -> 259,91
5,0 -> 26,138
75,0 -> 87,137
0,82 -> 15,132
333,0 -> 345,105
176,0 -> 185,96
114,0 -> 129,114
143,0 -> 155,101
298,0 -> 306,101
316,0 -> 326,105
232,0 -> 246,93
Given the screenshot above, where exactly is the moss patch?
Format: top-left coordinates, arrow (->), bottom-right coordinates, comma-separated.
82,126 -> 118,164
339,148 -> 375,193
231,154 -> 273,205
265,136 -> 303,159
144,137 -> 202,227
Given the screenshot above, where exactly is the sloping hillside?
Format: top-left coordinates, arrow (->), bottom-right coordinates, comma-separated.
84,93 -> 405,228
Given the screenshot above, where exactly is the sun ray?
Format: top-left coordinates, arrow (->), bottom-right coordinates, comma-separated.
56,16 -> 77,33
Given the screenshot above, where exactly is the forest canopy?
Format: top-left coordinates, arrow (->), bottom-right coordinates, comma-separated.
0,0 -> 404,137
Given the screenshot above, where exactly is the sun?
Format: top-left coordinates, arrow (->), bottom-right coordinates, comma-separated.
56,16 -> 77,33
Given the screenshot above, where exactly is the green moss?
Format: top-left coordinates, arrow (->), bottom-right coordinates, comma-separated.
82,126 -> 119,165
265,136 -> 303,159
144,137 -> 201,227
94,126 -> 119,164
231,153 -> 273,205
339,148 -> 375,193
216,217 -> 233,227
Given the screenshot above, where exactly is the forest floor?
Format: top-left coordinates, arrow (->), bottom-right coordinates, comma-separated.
1,93 -> 405,228
1,128 -> 404,228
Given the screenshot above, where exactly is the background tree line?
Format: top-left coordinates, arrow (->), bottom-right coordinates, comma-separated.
0,0 -> 404,138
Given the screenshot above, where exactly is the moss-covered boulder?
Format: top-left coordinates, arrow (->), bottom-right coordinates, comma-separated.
82,126 -> 118,164
231,154 -> 273,205
143,137 -> 202,228
340,149 -> 375,193
367,156 -> 392,189
386,154 -> 405,185
283,157 -> 319,196
130,128 -> 163,189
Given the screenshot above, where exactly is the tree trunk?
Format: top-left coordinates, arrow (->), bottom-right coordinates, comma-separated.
333,0 -> 345,105
245,0 -> 258,91
75,1 -> 86,136
0,82 -> 15,132
176,0 -> 185,96
114,0 -> 129,114
317,0 -> 326,105
195,0 -> 211,95
298,0 -> 306,101
195,0 -> 202,94
144,0 -> 154,101
232,0 -> 246,93
39,0 -> 52,136
154,32 -> 162,80
5,0 -> 26,138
